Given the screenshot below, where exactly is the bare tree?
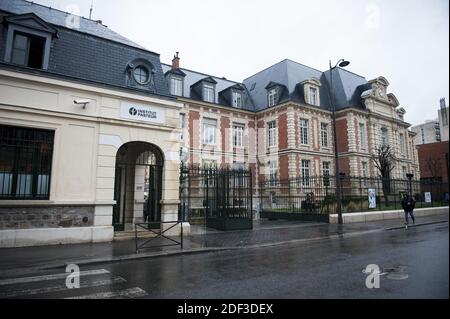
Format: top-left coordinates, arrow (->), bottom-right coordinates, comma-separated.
372,145 -> 396,206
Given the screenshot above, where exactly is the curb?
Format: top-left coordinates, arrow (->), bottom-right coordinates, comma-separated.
385,220 -> 449,231
1,218 -> 448,277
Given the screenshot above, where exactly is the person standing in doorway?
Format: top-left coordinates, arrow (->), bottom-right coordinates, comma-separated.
401,194 -> 416,228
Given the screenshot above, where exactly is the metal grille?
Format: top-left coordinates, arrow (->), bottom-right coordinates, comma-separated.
259,175 -> 449,215
0,125 -> 54,200
179,165 -> 253,229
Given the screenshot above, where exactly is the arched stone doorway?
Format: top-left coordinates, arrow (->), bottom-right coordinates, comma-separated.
113,142 -> 164,231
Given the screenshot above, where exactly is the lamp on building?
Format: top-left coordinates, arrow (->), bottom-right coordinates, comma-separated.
329,59 -> 350,225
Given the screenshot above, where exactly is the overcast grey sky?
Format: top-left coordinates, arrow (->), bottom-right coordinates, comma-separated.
34,0 -> 449,126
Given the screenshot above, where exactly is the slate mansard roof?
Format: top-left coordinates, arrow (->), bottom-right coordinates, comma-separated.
163,58 -> 374,113
0,0 -> 170,97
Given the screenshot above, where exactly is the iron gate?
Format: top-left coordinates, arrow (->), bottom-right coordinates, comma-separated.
179,165 -> 253,230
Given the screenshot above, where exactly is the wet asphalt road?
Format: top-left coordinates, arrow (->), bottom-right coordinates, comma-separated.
0,222 -> 448,299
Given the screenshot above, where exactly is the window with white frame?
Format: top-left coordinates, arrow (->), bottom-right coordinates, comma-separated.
269,160 -> 278,187
322,161 -> 331,186
268,121 -> 277,147
202,118 -> 217,145
268,88 -> 278,107
402,166 -> 407,179
179,113 -> 185,141
381,127 -> 388,146
301,160 -> 310,187
322,161 -> 330,176
361,161 -> 368,186
233,123 -> 245,148
300,118 -> 309,145
309,87 -> 318,106
359,123 -> 366,150
203,84 -> 215,103
232,91 -> 242,108
320,123 -> 328,147
170,77 -> 183,96
399,133 -> 405,154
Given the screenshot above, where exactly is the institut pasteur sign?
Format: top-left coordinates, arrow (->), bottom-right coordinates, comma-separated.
120,101 -> 166,124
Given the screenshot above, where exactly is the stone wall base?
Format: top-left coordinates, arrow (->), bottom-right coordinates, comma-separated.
329,206 -> 449,224
0,226 -> 114,248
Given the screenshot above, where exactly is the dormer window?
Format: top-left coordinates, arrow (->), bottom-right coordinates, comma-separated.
126,59 -> 155,89
301,78 -> 321,106
232,91 -> 242,108
170,76 -> 183,96
11,32 -> 46,68
268,88 -> 278,107
4,13 -> 57,70
203,84 -> 215,103
309,87 -> 318,106
133,66 -> 150,85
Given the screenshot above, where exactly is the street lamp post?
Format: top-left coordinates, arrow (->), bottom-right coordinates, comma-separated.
406,173 -> 414,196
329,59 -> 350,225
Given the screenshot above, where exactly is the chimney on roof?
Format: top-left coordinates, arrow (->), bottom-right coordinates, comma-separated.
440,98 -> 447,109
172,52 -> 180,70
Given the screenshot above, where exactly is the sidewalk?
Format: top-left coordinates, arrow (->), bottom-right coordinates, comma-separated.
0,214 -> 448,277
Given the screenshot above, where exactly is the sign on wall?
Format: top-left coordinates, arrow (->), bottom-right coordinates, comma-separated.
120,101 -> 165,124
424,192 -> 432,203
368,189 -> 377,209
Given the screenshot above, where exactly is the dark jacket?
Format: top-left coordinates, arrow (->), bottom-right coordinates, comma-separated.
401,196 -> 416,212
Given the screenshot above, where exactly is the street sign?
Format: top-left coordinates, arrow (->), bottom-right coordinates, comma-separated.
424,192 -> 432,203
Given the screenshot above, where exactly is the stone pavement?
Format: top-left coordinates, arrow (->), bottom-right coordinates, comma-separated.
0,214 -> 448,277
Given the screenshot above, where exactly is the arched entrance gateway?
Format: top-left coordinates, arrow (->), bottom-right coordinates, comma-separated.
113,142 -> 164,231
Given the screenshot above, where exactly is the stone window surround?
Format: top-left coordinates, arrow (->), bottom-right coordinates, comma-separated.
4,24 -> 52,70
302,79 -> 321,107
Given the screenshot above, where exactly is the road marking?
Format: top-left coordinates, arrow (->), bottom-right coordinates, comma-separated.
0,269 -> 110,286
0,277 -> 126,299
66,287 -> 147,299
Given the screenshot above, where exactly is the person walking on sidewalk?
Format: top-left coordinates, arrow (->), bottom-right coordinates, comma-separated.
401,194 -> 416,227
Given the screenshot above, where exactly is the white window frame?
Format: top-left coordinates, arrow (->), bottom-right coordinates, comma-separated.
170,77 -> 183,96
203,84 -> 215,103
381,127 -> 388,146
399,133 -> 405,155
269,160 -> 278,187
361,161 -> 368,187
202,118 -> 217,145
320,122 -> 328,148
233,123 -> 245,148
359,123 -> 366,150
268,121 -> 277,148
322,161 -> 330,177
309,87 -> 318,106
268,88 -> 278,107
301,160 -> 310,188
5,26 -> 53,70
300,118 -> 309,145
232,91 -> 242,108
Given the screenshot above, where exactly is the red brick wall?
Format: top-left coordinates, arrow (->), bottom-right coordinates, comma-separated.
336,117 -> 349,153
278,113 -> 288,150
339,158 -> 350,176
417,141 -> 449,183
279,155 -> 289,180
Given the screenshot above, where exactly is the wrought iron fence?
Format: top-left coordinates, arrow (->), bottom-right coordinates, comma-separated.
259,175 -> 449,215
179,165 -> 253,230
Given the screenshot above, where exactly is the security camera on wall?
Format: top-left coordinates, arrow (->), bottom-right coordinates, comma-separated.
73,99 -> 91,108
